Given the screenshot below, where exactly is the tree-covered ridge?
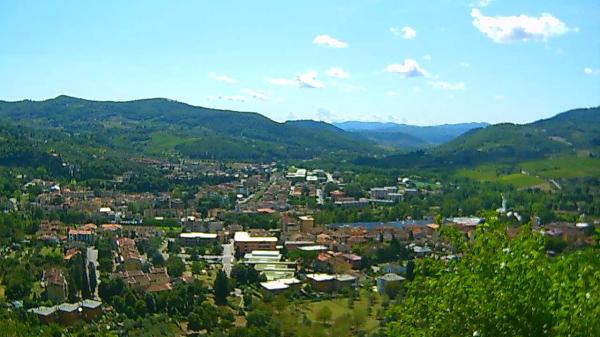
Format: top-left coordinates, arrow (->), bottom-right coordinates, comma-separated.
386,220 -> 600,337
359,106 -> 600,169
0,96 -> 378,161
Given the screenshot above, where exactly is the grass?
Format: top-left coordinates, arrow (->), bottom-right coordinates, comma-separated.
301,290 -> 382,332
457,154 -> 600,187
0,285 -> 5,299
146,132 -> 196,153
39,246 -> 61,257
455,164 -> 547,189
520,154 -> 600,178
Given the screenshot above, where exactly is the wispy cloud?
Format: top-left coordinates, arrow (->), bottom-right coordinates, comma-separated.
471,9 -> 574,43
313,35 -> 348,48
390,26 -> 417,39
386,59 -> 428,78
218,95 -> 245,102
241,89 -> 268,101
584,67 -> 600,76
267,71 -> 324,88
208,72 -> 237,84
297,71 -> 323,88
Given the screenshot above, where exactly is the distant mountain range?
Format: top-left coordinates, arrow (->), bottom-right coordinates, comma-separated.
1,96 -> 597,171
333,121 -> 489,148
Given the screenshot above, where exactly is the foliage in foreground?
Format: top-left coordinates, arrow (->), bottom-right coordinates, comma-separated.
386,222 -> 600,337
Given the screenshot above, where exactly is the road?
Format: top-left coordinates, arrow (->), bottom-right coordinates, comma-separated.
221,240 -> 234,277
86,247 -> 100,299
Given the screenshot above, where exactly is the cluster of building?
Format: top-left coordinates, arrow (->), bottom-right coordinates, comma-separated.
28,300 -> 102,326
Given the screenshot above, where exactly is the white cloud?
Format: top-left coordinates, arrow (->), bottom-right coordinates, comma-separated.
241,89 -> 268,101
471,9 -> 573,43
495,95 -> 505,100
297,71 -> 323,88
208,72 -> 237,84
459,62 -> 470,68
584,67 -> 600,76
313,35 -> 348,48
390,26 -> 417,39
267,71 -> 323,89
218,95 -> 246,102
430,81 -> 466,90
326,67 -> 350,79
387,90 -> 398,97
423,54 -> 433,61
386,59 -> 428,78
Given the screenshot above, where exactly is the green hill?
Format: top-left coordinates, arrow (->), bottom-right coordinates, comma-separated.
358,107 -> 600,171
0,96 -> 377,161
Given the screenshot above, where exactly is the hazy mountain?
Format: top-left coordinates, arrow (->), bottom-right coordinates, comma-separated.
334,121 -> 489,148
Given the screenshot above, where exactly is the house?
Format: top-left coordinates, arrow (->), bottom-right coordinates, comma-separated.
28,306 -> 57,324
181,216 -> 224,233
100,223 -> 122,235
305,273 -> 357,293
284,240 -> 317,251
298,215 -> 315,232
342,253 -> 362,269
306,273 -> 336,292
335,274 -> 357,291
260,278 -> 302,295
111,267 -> 171,292
369,186 -> 398,199
67,228 -> 95,243
116,237 -> 143,271
376,273 -> 406,294
81,299 -> 103,321
380,263 -> 406,275
57,303 -> 80,325
234,231 -> 277,255
43,268 -> 67,304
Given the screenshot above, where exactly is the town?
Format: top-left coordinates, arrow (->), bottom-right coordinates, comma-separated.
1,158 -> 596,336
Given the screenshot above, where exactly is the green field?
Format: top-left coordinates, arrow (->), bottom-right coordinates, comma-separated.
146,132 -> 197,153
520,155 -> 600,178
302,290 -> 382,332
455,154 -> 600,188
455,165 -> 547,189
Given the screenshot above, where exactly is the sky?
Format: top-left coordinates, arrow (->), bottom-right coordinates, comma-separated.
1,0 -> 599,125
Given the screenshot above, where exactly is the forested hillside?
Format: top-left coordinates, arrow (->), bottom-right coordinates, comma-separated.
0,96 -> 378,161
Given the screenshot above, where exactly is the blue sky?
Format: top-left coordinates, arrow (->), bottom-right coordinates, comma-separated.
1,0 -> 599,125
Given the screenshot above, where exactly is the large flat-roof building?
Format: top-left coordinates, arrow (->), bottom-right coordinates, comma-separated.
234,231 -> 277,255
178,232 -> 218,246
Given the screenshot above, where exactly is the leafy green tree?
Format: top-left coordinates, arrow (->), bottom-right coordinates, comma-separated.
166,255 -> 185,278
386,220 -> 600,337
213,270 -> 229,305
